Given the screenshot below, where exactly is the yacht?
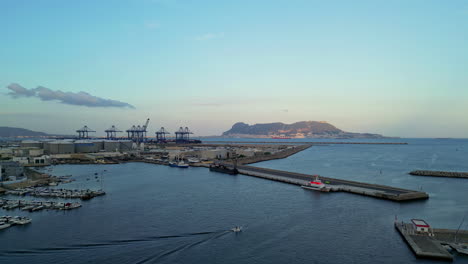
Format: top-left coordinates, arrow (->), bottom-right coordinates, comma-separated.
301,175 -> 331,192
11,216 -> 32,225
0,222 -> 11,230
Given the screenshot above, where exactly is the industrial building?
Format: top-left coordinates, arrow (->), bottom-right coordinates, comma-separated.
22,140 -> 135,155
0,161 -> 24,181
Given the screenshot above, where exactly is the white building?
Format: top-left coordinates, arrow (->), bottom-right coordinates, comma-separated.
411,219 -> 432,234
199,149 -> 229,160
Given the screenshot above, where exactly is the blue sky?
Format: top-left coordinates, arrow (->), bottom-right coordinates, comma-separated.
1,0 -> 467,137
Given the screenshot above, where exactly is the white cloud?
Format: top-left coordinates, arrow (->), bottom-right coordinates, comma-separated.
195,32 -> 224,41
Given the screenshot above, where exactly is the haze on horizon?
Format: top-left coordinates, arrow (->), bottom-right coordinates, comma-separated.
1,0 -> 467,138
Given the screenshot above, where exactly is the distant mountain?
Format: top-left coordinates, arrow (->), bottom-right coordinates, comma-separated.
0,127 -> 49,138
222,121 -> 388,139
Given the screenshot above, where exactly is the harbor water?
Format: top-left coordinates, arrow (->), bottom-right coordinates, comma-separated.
1,138 -> 468,263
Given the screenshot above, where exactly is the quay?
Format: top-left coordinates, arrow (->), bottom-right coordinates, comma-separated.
221,165 -> 428,202
410,170 -> 468,179
394,220 -> 468,261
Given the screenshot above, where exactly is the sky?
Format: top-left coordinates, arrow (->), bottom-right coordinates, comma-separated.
1,0 -> 467,137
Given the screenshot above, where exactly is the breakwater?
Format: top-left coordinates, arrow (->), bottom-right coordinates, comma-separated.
230,165 -> 428,202
410,170 -> 468,179
236,144 -> 312,165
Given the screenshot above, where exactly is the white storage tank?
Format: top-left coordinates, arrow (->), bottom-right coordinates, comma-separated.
47,142 -> 60,154
119,140 -> 133,151
58,142 -> 75,154
104,141 -> 120,152
75,140 -> 97,153
93,140 -> 104,151
20,140 -> 44,149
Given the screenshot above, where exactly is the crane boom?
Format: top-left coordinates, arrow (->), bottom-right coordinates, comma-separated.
143,118 -> 150,130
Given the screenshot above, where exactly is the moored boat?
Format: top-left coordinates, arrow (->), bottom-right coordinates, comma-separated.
301,175 -> 331,192
0,222 -> 11,230
209,164 -> 238,175
176,162 -> 189,168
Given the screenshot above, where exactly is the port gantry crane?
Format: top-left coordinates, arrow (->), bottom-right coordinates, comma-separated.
76,125 -> 96,139
126,118 -> 150,143
175,127 -> 193,143
155,127 -> 170,143
104,125 -> 123,140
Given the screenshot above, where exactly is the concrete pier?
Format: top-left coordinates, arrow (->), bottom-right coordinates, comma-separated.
395,222 -> 454,261
234,165 -> 428,202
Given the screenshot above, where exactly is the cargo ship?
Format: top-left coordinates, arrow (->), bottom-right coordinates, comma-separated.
209,164 -> 238,175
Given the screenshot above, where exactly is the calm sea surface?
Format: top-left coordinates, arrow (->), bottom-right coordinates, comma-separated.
1,138 -> 468,263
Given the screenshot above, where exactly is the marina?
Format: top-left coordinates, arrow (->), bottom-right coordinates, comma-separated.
1,199 -> 82,211
0,216 -> 32,231
4,187 -> 105,200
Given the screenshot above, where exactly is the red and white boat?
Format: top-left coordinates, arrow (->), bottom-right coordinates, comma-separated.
301,175 -> 331,192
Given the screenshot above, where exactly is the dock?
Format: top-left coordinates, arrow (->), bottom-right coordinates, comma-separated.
395,221 -> 459,261
211,164 -> 429,202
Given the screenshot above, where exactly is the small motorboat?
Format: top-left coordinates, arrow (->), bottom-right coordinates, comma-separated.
176,162 -> 189,168
231,226 -> 242,232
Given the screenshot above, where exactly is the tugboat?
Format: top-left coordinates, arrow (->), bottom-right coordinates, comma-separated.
301,175 -> 331,192
209,163 -> 238,175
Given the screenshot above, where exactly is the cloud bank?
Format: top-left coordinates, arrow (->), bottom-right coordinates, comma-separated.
6,83 -> 135,109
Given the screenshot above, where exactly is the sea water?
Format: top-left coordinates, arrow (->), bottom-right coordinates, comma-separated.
1,138 -> 467,263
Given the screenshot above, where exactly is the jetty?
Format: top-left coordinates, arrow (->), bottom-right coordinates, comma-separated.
214,164 -> 429,202
395,220 -> 468,261
409,170 -> 468,179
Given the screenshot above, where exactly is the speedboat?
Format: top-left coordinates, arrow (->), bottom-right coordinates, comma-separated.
169,162 -> 178,167
301,175 -> 331,192
231,226 -> 242,232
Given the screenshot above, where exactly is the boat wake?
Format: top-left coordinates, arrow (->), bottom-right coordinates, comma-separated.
134,230 -> 232,264
0,228 -> 237,257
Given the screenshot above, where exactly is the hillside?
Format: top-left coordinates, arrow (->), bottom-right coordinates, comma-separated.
222,121 -> 387,139
0,127 -> 49,137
